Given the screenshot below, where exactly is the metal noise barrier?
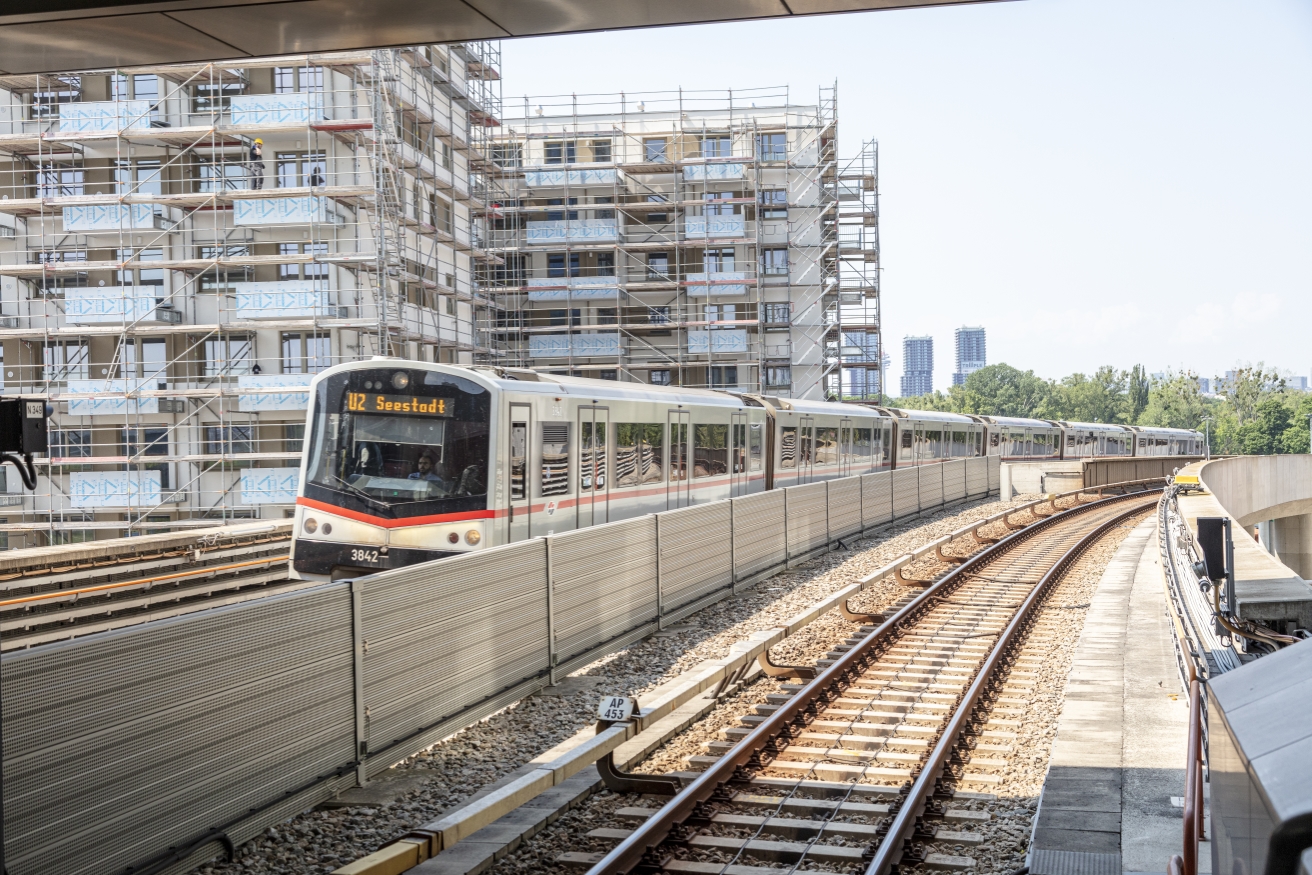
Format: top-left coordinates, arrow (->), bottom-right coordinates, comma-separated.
2,456 -> 998,875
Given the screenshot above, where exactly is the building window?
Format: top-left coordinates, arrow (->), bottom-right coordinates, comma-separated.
34,250 -> 88,292
547,309 -> 581,327
544,140 -> 576,165
204,425 -> 254,455
51,429 -> 92,458
124,427 -> 171,488
599,370 -> 618,381
547,253 -> 580,278
43,342 -> 89,382
703,248 -> 735,273
281,333 -> 331,374
545,198 -> 578,221
431,196 -> 453,234
29,77 -> 81,119
759,189 -> 787,219
647,253 -> 670,280
765,366 -> 792,388
596,308 -> 618,325
199,245 -> 251,290
284,423 -> 305,453
650,370 -> 671,386
756,133 -> 787,161
761,247 -> 789,276
708,366 -> 738,388
275,66 -> 324,93
117,248 -> 165,287
275,151 -> 325,188
204,336 -> 254,377
36,166 -> 84,198
596,253 -> 615,276
646,195 -> 669,223
644,138 -> 668,163
647,306 -> 671,325
593,196 -> 615,220
193,81 -> 245,114
445,297 -> 457,317
591,139 -> 612,163
279,242 -> 328,284
492,144 -> 522,168
120,338 -> 168,387
700,136 -> 731,158
763,303 -> 791,325
197,156 -> 244,192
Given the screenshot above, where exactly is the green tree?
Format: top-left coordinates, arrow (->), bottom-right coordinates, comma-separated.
958,364 -> 1054,417
1043,366 -> 1127,423
1140,370 -> 1210,429
1222,364 -> 1284,425
1128,364 -> 1150,423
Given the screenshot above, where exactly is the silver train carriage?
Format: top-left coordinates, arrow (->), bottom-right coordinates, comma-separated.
291,362 -> 900,581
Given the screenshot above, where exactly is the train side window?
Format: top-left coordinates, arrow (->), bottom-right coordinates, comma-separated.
748,423 -> 763,471
694,424 -> 728,478
670,421 -> 688,481
883,427 -> 892,465
541,423 -> 570,496
800,428 -> 814,466
779,426 -> 798,469
732,422 -> 747,473
989,432 -> 1000,449
615,423 -> 663,487
510,422 -> 527,500
973,429 -> 982,456
950,430 -> 967,457
899,428 -> 913,463
580,420 -> 606,491
854,428 -> 872,465
815,426 -> 838,465
924,429 -> 943,459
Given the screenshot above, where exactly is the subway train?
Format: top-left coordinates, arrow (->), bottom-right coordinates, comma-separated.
290,361 -> 1202,581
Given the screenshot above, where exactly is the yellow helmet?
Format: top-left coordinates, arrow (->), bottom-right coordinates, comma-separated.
254,138 -> 263,144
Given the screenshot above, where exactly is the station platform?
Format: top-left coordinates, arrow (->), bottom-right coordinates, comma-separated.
1029,518 -> 1204,875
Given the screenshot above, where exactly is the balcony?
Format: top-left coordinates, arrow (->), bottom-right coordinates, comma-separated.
688,329 -> 749,354
527,332 -> 621,358
234,196 -> 326,226
240,467 -> 301,504
69,470 -> 162,508
65,379 -> 164,415
523,168 -> 617,187
58,100 -> 152,133
63,204 -> 165,232
524,219 -> 618,245
231,282 -> 340,319
65,289 -> 181,325
237,374 -> 314,412
685,272 -> 748,297
228,93 -> 325,126
525,277 -> 619,301
683,163 -> 745,181
685,216 -> 745,239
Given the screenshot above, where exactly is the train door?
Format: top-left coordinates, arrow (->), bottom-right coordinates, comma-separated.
730,412 -> 747,497
667,409 -> 691,509
839,418 -> 853,477
508,403 -> 532,544
913,421 -> 924,465
800,416 -> 815,483
577,406 -> 610,529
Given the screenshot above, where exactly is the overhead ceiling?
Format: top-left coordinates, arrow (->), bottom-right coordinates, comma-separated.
0,0 -> 1007,75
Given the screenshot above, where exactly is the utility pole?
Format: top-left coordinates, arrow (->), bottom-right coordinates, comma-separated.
1201,415 -> 1213,461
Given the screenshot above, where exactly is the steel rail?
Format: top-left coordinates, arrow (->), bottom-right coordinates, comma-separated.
584,487 -> 1161,875
863,497 -> 1154,875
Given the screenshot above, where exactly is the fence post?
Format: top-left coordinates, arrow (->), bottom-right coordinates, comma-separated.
655,513 -> 663,630
825,481 -> 831,548
350,578 -> 368,786
545,535 -> 556,685
783,487 -> 790,568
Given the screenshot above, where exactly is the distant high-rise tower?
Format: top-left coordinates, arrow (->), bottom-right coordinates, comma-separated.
901,336 -> 934,397
952,326 -> 986,386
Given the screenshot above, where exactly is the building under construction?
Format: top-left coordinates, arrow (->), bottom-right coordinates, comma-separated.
477,87 -> 881,402
0,43 -> 501,545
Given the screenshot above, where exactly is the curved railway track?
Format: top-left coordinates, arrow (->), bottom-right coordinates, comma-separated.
578,488 -> 1160,875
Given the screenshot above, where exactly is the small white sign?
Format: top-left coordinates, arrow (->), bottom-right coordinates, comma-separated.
598,695 -> 635,722
25,402 -> 43,419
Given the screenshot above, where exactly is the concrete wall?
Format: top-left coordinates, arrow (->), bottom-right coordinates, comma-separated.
999,461 -> 1082,497
1267,514 -> 1312,580
1082,456 -> 1205,487
1197,454 -> 1312,527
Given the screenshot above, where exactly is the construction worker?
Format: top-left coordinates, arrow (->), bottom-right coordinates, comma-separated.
249,138 -> 265,190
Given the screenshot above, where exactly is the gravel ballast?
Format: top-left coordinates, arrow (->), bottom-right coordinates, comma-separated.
191,494 -> 1045,875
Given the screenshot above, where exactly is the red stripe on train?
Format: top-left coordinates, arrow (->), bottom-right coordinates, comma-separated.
296,497 -> 496,528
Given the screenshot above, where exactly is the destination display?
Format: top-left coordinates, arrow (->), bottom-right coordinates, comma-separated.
345,392 -> 455,417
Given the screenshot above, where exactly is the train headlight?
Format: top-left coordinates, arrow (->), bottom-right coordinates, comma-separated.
304,517 -> 318,534
447,532 -> 459,544
465,529 -> 482,545
391,371 -> 410,390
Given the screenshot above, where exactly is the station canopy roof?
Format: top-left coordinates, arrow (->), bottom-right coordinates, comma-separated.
0,0 -> 1007,75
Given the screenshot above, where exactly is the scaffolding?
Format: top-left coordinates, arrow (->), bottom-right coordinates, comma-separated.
0,43 -> 500,545
475,85 -> 876,399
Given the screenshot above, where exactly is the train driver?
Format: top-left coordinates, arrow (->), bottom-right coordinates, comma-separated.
409,452 -> 452,491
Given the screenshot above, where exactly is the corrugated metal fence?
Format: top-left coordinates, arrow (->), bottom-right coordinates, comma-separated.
3,456 -> 998,875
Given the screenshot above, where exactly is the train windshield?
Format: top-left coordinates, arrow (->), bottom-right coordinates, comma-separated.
304,368 -> 491,519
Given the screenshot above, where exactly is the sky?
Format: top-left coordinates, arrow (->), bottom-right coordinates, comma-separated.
498,0 -> 1312,392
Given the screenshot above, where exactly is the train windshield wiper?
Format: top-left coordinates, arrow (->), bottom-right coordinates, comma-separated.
327,473 -> 391,511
